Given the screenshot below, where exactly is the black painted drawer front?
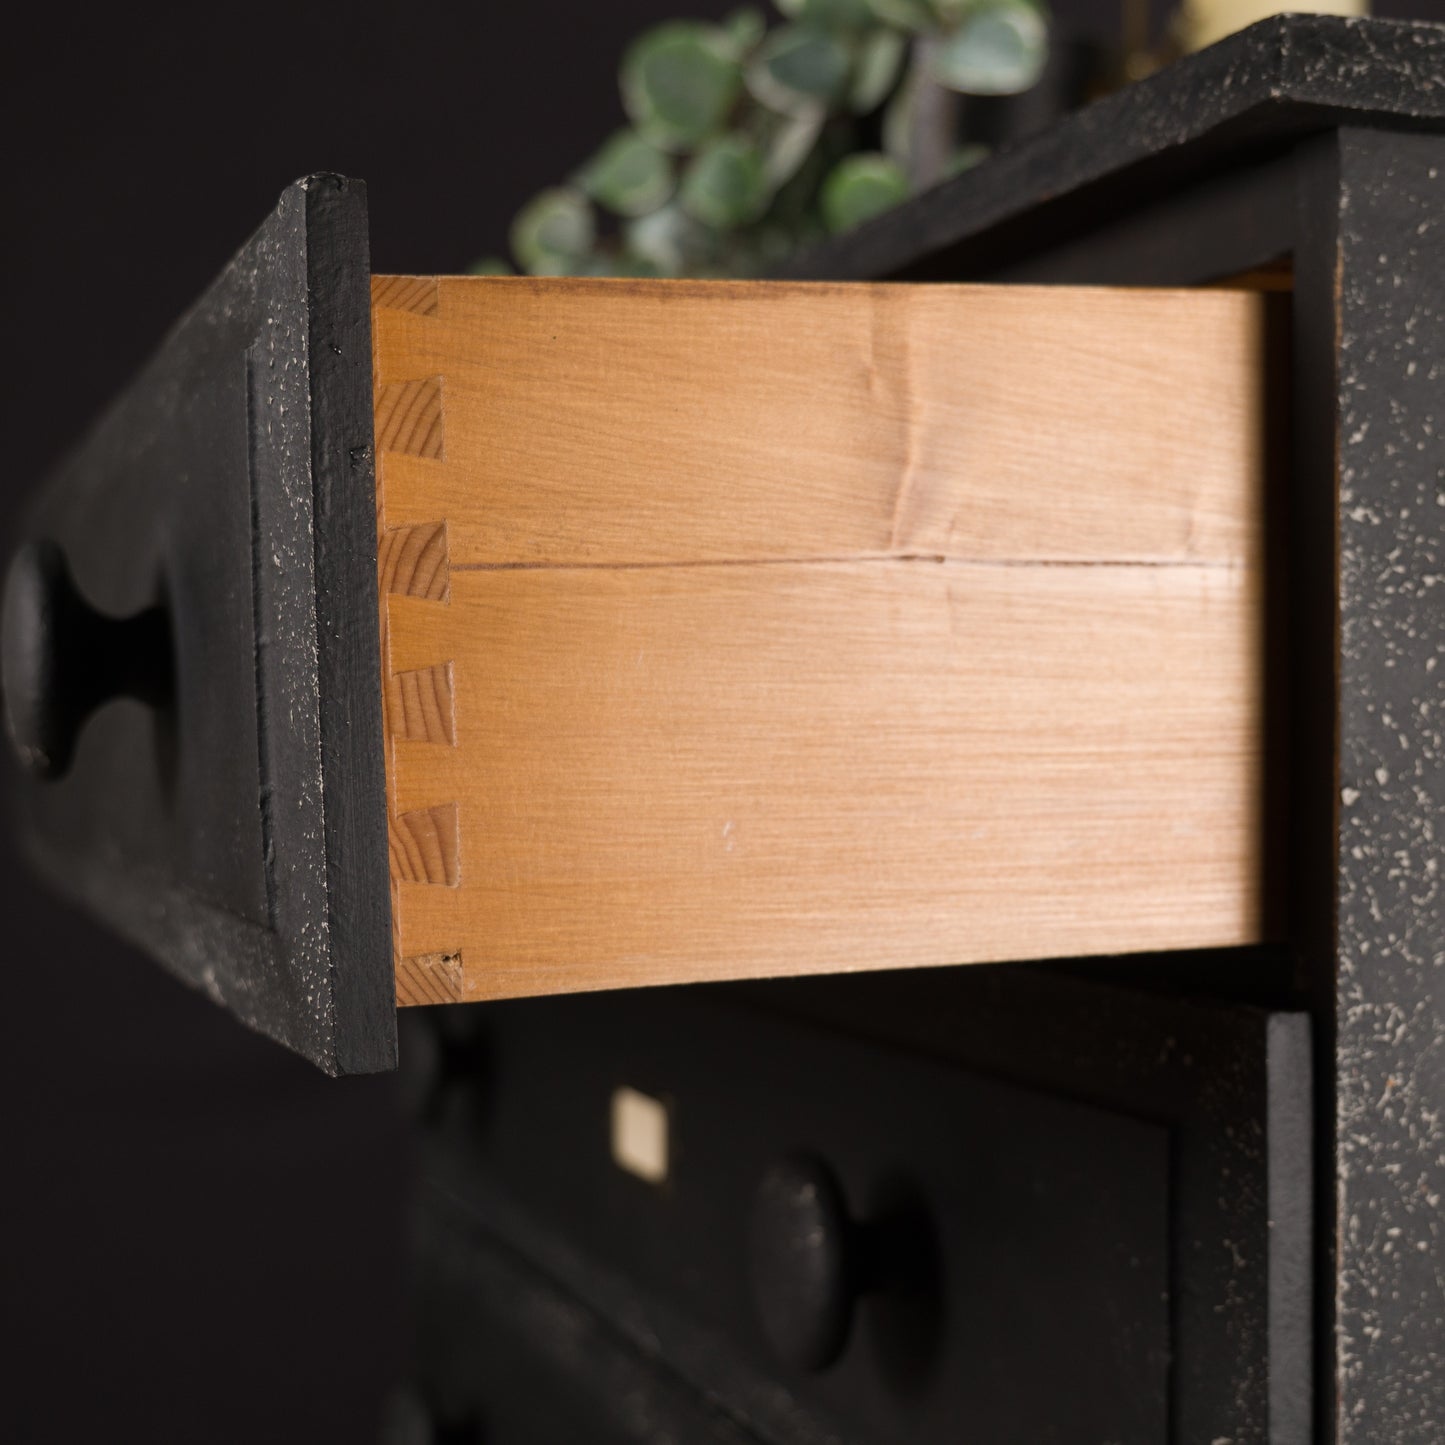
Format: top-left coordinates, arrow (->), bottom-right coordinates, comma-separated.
1,177 -> 393,1075
402,966 -> 1310,1444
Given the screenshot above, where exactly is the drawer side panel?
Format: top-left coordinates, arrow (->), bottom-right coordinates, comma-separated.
372,277 -> 1272,1003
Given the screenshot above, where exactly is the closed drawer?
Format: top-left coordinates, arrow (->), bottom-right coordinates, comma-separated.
1,177 -> 1279,1071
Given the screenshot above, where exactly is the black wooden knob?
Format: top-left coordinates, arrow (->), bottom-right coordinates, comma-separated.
747,1154 -> 858,1372
1,539 -> 171,779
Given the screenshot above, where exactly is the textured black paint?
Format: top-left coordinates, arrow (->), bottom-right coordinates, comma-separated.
746,965 -> 1314,1445
407,970 -> 1310,1444
780,19 -> 1445,1435
5,177 -> 393,1075
1327,127 -> 1445,1442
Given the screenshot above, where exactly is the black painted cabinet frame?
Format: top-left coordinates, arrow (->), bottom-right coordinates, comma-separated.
782,20 -> 1445,1436
403,23 -> 1445,1442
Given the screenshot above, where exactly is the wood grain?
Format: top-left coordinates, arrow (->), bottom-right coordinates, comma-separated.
378,520 -> 450,603
391,801 -> 461,888
372,274 -> 438,317
373,278 -> 1264,566
373,276 -> 1273,1005
375,376 -> 444,459
394,950 -> 464,1006
387,662 -> 455,746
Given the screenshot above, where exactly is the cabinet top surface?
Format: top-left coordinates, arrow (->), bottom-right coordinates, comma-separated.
784,15 -> 1445,282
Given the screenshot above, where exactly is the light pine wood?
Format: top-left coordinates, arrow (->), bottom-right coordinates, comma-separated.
372,276 -> 1272,1006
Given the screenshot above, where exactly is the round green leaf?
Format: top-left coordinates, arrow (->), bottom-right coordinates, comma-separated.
737,224 -> 807,273
611,252 -> 665,278
680,135 -> 769,229
572,253 -> 615,277
759,104 -> 826,190
880,64 -> 919,166
467,256 -> 513,276
866,0 -> 936,29
621,23 -> 742,150
927,1 -> 1048,97
780,0 -> 875,25
747,25 -> 854,115
578,129 -> 674,217
722,6 -> 767,57
929,0 -> 972,23
820,152 -> 909,233
849,28 -> 906,113
625,205 -> 713,276
510,188 -> 596,276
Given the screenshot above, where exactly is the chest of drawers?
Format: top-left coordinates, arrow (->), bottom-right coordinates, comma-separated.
5,15 -> 1443,1439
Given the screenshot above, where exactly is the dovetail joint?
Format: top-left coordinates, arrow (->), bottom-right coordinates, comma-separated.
396,950 -> 463,1006
374,375 -> 445,460
393,801 -> 460,887
371,275 -> 440,317
379,520 -> 450,602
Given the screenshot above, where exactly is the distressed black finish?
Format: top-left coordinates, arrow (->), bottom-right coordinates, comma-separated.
1303,127 -> 1445,1444
388,19 -> 1444,1443
3,176 -> 393,1075
396,15 -> 1442,1441
771,19 -> 1445,1439
756,964 -> 1317,1444
404,967 -> 1310,1445
3,11 -> 1440,1435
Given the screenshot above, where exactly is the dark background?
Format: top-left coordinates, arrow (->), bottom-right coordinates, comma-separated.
0,2 -> 1435,1441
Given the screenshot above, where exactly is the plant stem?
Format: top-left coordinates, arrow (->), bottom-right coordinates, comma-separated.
907,38 -> 962,192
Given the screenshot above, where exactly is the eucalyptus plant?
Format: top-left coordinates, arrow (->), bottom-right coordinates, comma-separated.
479,0 -> 1050,280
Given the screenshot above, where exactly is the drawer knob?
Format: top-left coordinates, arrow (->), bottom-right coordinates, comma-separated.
2,539 -> 171,779
748,1154 -> 859,1371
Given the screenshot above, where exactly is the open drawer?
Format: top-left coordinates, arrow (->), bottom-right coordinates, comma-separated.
1,176 -> 1279,1072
